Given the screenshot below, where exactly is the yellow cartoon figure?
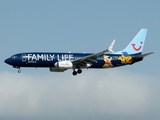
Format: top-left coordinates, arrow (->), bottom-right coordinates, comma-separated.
103,55 -> 113,68
118,54 -> 132,64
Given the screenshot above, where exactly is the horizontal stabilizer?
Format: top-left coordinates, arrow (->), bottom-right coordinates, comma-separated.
134,52 -> 154,58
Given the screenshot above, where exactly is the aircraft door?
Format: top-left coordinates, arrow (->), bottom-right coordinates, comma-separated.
22,54 -> 26,62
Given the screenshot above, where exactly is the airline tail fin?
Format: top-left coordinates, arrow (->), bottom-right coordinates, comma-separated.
122,29 -> 148,55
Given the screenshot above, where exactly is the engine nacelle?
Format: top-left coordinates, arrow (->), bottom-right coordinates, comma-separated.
50,68 -> 66,72
54,61 -> 73,69
86,63 -> 91,68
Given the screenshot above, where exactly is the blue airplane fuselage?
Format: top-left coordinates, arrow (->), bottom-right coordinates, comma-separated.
5,52 -> 143,68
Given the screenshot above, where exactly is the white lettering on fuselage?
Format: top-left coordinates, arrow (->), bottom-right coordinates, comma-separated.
22,54 -> 74,61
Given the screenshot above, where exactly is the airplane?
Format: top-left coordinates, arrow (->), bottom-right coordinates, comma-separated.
4,29 -> 153,76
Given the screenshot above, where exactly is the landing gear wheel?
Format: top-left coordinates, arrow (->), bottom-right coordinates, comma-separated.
18,69 -> 21,73
72,71 -> 77,76
77,69 -> 82,74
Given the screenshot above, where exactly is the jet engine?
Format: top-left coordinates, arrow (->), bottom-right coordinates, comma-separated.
86,63 -> 91,68
54,61 -> 73,69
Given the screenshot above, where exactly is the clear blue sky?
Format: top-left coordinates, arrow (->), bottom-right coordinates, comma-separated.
0,1 -> 159,120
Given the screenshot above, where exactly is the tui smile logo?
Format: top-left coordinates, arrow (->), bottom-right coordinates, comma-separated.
131,42 -> 143,51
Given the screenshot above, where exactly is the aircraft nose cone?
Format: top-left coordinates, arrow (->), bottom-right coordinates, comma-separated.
4,58 -> 11,64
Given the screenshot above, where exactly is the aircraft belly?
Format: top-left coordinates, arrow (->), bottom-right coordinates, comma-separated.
19,61 -> 55,67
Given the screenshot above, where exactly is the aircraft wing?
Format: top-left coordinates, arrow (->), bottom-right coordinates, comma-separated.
72,40 -> 115,67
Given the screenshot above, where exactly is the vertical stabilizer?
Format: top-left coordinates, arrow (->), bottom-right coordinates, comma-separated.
122,29 -> 147,55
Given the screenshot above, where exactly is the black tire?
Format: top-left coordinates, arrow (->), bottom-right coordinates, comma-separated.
18,70 -> 21,73
77,69 -> 82,74
72,71 -> 77,76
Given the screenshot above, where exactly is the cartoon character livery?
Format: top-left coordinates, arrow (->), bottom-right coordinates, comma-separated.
118,52 -> 132,64
103,55 -> 113,68
5,29 -> 153,76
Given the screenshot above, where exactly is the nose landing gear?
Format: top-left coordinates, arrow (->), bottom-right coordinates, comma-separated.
18,69 -> 21,73
13,66 -> 21,73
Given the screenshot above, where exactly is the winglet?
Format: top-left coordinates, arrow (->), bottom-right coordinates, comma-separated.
108,39 -> 116,53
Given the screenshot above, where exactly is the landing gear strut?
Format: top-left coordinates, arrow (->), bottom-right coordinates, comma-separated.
13,66 -> 21,73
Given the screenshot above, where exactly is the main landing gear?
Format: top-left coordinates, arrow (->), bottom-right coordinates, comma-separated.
72,69 -> 82,76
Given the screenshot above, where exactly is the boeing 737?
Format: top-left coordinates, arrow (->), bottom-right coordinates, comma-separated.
5,29 -> 153,75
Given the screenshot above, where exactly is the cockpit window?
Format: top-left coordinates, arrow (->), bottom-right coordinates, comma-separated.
11,56 -> 17,59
